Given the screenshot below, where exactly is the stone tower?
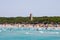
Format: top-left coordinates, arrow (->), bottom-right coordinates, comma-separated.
29,13 -> 33,21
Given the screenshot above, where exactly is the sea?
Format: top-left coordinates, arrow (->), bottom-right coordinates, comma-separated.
0,27 -> 60,40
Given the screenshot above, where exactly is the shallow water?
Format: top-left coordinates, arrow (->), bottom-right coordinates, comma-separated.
0,27 -> 60,40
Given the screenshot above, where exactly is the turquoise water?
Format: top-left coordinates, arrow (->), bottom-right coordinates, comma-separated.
0,27 -> 60,40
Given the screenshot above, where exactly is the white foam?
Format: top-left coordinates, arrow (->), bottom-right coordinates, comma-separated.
39,31 -> 44,33
55,32 -> 59,34
25,32 -> 30,34
0,30 -> 2,32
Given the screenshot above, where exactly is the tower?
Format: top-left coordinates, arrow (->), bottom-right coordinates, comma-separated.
29,13 -> 33,21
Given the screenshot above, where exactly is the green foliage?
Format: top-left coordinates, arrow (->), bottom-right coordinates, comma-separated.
0,16 -> 60,24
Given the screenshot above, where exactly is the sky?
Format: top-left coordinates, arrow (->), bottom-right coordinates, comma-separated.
0,0 -> 60,17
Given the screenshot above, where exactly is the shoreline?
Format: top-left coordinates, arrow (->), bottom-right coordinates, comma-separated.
0,24 -> 60,32
0,23 -> 60,28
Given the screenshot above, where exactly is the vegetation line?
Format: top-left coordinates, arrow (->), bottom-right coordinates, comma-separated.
0,16 -> 60,24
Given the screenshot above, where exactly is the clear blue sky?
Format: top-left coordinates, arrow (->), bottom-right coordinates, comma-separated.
0,0 -> 60,17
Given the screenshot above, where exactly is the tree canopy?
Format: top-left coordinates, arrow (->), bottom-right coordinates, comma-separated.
0,16 -> 60,24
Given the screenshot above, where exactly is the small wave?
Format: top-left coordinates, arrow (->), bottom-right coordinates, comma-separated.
38,31 -> 60,34
25,32 -> 30,34
39,31 -> 44,33
55,32 -> 59,34
25,32 -> 33,35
